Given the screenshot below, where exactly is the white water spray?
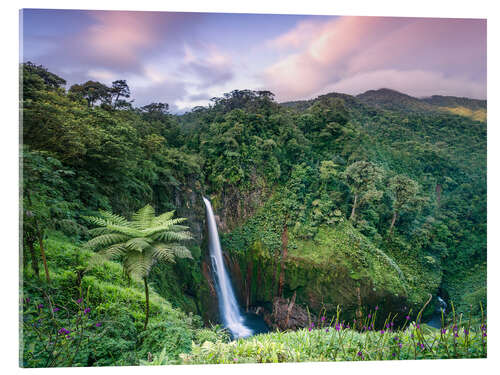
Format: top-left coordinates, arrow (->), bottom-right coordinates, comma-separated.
202,197 -> 252,339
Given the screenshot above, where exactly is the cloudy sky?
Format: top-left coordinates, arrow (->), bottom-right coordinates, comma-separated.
21,9 -> 486,112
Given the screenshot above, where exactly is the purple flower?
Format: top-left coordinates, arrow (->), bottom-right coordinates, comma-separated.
37,304 -> 43,309
311,322 -> 315,327
483,332 -> 487,337
375,306 -> 379,311
95,322 -> 102,328
420,343 -> 424,349
411,333 -> 414,339
380,330 -> 385,335
416,324 -> 420,330
441,328 -> 447,334
393,336 -> 399,341
233,358 -> 238,362
353,319 -> 356,323
25,297 -> 30,304
454,332 -> 459,338
357,351 -> 362,357
325,328 -> 329,333
321,316 -> 325,322
392,353 -> 396,357
398,343 -> 403,348
335,324 -> 341,331
390,322 -> 394,327
368,314 -> 372,319
53,307 -> 60,312
368,326 -> 372,331
386,323 -> 390,329
405,315 -> 410,320
76,298 -> 83,304
463,328 -> 469,335
84,307 -> 91,315
58,328 -> 70,335
308,327 -> 312,332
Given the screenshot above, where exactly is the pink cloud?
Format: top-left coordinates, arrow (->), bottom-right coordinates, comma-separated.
264,16 -> 486,101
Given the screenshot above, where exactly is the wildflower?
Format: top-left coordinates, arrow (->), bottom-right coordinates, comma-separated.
233,358 -> 238,362
420,343 -> 424,349
84,307 -> 91,315
335,324 -> 341,331
454,332 -> 459,338
483,332 -> 487,337
398,343 -> 403,349
321,316 -> 326,322
25,297 -> 30,304
308,327 -> 312,332
76,298 -> 83,304
353,319 -> 356,323
368,326 -> 372,331
380,330 -> 385,335
411,333 -> 414,339
53,307 -> 60,312
416,324 -> 420,330
325,328 -> 329,333
463,328 -> 469,335
390,322 -> 394,327
392,353 -> 396,357
357,351 -> 362,357
37,304 -> 43,309
375,306 -> 379,311
58,328 -> 70,335
441,328 -> 447,334
368,314 -> 372,319
95,322 -> 102,328
393,336 -> 399,341
405,315 -> 410,320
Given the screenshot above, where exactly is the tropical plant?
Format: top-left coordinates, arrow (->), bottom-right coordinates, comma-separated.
83,205 -> 193,329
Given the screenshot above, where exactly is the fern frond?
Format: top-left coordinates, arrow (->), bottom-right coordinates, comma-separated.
151,210 -> 175,226
124,237 -> 152,252
99,244 -> 127,259
105,224 -> 144,238
124,251 -> 154,280
143,219 -> 189,237
88,227 -> 113,236
170,245 -> 193,259
153,231 -> 193,242
151,244 -> 175,263
131,205 -> 155,230
84,233 -> 130,249
98,210 -> 129,226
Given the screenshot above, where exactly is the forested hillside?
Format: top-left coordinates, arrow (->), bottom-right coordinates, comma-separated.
20,62 -> 486,366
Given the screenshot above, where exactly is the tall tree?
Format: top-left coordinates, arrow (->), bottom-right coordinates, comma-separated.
388,174 -> 420,233
343,161 -> 383,220
69,81 -> 111,107
84,205 -> 193,330
110,80 -> 131,108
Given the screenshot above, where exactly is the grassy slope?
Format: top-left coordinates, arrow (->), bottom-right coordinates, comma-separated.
182,323 -> 486,364
21,231 -> 217,367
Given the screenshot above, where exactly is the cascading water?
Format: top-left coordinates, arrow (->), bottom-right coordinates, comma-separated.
202,196 -> 252,339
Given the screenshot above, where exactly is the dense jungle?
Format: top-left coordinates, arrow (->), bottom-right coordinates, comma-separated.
20,62 -> 487,366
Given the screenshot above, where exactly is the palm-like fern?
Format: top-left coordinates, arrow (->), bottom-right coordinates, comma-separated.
84,204 -> 193,329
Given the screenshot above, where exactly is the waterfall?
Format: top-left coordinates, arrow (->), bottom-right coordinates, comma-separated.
202,197 -> 252,339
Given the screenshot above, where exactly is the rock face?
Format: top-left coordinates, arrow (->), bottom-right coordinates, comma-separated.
263,294 -> 311,331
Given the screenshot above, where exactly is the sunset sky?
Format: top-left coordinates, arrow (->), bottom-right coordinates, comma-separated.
21,9 -> 486,112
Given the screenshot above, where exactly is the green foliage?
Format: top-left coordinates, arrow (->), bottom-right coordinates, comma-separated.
21,63 -> 486,366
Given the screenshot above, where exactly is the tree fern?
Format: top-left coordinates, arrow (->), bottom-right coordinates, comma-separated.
83,204 -> 193,329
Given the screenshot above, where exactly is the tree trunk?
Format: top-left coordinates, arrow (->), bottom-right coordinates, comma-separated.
143,277 -> 150,330
36,228 -> 50,284
27,236 -> 39,278
389,211 -> 398,234
350,194 -> 358,220
278,219 -> 289,297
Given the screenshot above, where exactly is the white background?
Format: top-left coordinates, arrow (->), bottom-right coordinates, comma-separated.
2,0 -> 497,374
